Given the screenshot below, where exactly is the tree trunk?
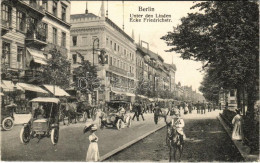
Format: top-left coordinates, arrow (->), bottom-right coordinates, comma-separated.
236,87 -> 241,111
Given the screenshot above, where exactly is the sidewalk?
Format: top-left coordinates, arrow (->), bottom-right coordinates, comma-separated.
218,115 -> 259,162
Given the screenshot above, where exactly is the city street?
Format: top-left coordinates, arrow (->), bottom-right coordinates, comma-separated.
1,112 -> 166,161
108,110 -> 244,162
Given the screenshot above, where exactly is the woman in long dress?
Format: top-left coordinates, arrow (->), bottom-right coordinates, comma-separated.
232,109 -> 243,140
84,124 -> 100,162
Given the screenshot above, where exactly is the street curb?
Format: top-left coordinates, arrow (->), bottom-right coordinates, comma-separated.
100,123 -> 166,162
217,115 -> 259,162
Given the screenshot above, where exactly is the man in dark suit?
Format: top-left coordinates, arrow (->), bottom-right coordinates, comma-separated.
132,102 -> 140,121
138,101 -> 145,121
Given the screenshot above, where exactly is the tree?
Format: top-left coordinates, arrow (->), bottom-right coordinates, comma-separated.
161,1 -> 259,150
39,48 -> 71,89
72,54 -> 100,99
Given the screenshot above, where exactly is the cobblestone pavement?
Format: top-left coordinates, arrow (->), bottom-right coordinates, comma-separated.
107,110 -> 244,162
1,112 -> 166,161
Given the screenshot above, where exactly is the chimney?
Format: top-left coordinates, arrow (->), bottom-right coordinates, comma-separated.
132,29 -> 135,41
85,2 -> 88,14
101,1 -> 105,18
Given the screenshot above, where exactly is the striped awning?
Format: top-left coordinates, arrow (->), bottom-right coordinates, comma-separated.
17,83 -> 48,94
43,85 -> 70,97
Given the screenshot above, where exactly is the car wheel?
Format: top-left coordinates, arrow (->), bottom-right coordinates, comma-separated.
116,119 -> 122,130
51,128 -> 59,145
2,117 -> 14,131
20,126 -> 30,144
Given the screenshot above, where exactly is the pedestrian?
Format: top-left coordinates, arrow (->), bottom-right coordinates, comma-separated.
84,124 -> 100,162
201,102 -> 206,114
132,102 -> 139,121
232,109 -> 243,141
196,101 -> 200,114
138,102 -> 145,121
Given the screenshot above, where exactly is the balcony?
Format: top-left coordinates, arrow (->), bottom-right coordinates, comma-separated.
16,0 -> 45,17
25,24 -> 47,47
1,20 -> 11,35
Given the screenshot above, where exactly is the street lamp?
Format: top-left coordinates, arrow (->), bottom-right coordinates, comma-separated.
92,38 -> 100,67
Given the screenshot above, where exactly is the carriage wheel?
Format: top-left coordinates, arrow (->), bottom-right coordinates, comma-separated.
20,126 -> 30,144
116,119 -> 123,130
2,117 -> 14,131
51,128 -> 59,145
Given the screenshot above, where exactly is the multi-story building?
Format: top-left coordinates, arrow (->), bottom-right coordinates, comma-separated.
1,0 -> 71,99
70,2 -> 136,103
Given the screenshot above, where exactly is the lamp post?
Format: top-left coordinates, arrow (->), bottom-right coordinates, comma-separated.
92,38 -> 100,67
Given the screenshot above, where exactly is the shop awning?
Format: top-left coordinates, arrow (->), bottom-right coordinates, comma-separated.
17,83 -> 48,94
27,48 -> 47,65
138,95 -> 148,99
0,92 -> 4,96
43,85 -> 70,96
1,80 -> 24,92
125,92 -> 135,97
149,98 -> 154,101
111,90 -> 124,95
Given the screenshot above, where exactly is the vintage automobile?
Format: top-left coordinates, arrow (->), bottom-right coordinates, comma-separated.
20,97 -> 60,145
100,100 -> 132,130
1,96 -> 16,131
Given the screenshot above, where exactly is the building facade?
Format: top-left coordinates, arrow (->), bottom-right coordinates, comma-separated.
1,0 -> 71,100
70,2 -> 136,103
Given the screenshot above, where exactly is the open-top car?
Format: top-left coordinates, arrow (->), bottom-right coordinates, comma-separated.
20,97 -> 60,145
100,100 -> 132,130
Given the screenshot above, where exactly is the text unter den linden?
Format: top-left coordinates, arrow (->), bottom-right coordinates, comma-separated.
129,6 -> 172,23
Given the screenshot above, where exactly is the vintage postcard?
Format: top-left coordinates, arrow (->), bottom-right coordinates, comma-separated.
1,0 -> 259,162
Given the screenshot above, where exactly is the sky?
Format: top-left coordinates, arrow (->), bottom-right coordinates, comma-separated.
71,1 -> 204,93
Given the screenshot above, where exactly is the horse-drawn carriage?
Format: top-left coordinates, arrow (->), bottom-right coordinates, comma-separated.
20,97 -> 60,145
59,97 -> 97,125
100,100 -> 132,130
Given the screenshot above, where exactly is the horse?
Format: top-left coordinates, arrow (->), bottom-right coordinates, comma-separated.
166,122 -> 184,162
60,103 -> 78,125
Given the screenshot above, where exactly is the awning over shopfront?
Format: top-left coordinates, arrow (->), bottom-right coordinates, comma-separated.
125,92 -> 135,97
137,95 -> 148,99
1,80 -> 24,92
17,83 -> 48,94
43,85 -> 70,96
149,98 -> 154,101
27,48 -> 47,65
111,90 -> 124,95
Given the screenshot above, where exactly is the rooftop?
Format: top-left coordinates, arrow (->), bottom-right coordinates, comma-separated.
70,13 -> 99,19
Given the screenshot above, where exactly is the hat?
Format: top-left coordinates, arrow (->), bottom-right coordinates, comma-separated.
83,123 -> 96,134
91,124 -> 97,131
